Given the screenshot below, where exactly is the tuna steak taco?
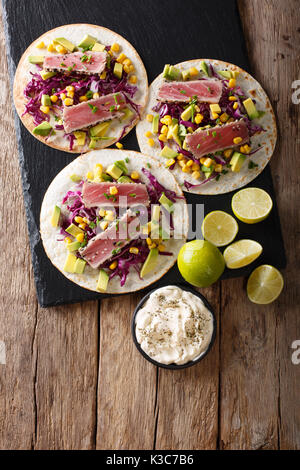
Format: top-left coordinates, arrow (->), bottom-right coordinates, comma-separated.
136,59 -> 277,195
14,24 -> 148,153
40,150 -> 188,294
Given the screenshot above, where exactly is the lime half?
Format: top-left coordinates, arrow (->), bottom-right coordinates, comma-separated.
201,210 -> 239,247
223,239 -> 262,269
247,264 -> 284,304
232,187 -> 273,224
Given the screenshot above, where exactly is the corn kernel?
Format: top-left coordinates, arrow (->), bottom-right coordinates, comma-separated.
64,98 -> 74,106
149,243 -> 157,250
177,154 -> 185,161
145,131 -> 152,138
86,171 -> 94,180
158,244 -> 166,252
129,75 -> 137,84
96,163 -> 103,171
131,171 -> 139,180
108,50 -> 113,57
182,165 -> 191,173
215,164 -> 223,172
36,41 -> 45,49
82,217 -> 89,224
109,186 -> 118,195
148,138 -> 155,147
100,71 -> 107,80
166,158 -> 176,167
212,112 -> 219,120
100,221 -> 108,231
50,95 -> 58,103
99,208 -> 106,217
227,117 -> 235,123
189,67 -> 198,77
233,136 -> 243,145
117,53 -> 127,63
79,95 -> 88,102
187,127 -> 194,133
229,95 -> 237,101
129,247 -> 139,255
109,261 -> 118,270
146,114 -> 153,123
105,211 -> 115,221
233,102 -> 238,110
195,113 -> 204,124
124,64 -> 131,74
200,157 -> 206,164
161,125 -> 168,135
56,45 -> 67,54
47,43 -> 55,52
64,237 -> 72,244
67,90 -> 74,98
76,233 -> 84,243
60,93 -> 66,100
128,65 -> 135,73
74,216 -> 84,224
40,105 -> 50,114
203,158 -> 213,167
159,134 -> 167,142
192,163 -> 200,171
186,160 -> 194,167
210,104 -> 221,114
78,223 -> 87,230
243,144 -> 251,154
228,78 -> 236,88
146,237 -> 152,246
178,159 -> 187,167
191,171 -> 201,179
111,43 -> 120,53
160,115 -> 172,126
66,85 -> 75,92
123,58 -> 131,66
220,112 -> 229,123
223,149 -> 233,158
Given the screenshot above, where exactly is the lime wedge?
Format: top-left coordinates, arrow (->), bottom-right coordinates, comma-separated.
201,210 -> 238,247
247,264 -> 284,304
231,188 -> 273,224
223,239 -> 262,269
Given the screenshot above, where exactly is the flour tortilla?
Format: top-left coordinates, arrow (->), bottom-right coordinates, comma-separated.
14,24 -> 148,153
136,59 -> 277,195
40,150 -> 189,294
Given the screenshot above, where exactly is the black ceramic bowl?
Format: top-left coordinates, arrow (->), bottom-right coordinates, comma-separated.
131,284 -> 217,370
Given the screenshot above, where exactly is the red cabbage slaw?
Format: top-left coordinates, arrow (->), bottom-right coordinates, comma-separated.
60,168 -> 180,287
23,54 -> 140,149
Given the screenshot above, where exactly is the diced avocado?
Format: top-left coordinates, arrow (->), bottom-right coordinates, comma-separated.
51,205 -> 61,227
89,138 -> 97,149
168,65 -> 182,81
70,174 -> 82,182
121,107 -> 134,121
218,70 -> 232,79
113,62 -> 123,79
230,151 -> 246,172
114,160 -> 128,174
117,175 -> 132,183
181,105 -> 193,121
65,223 -> 84,237
160,146 -> 178,159
159,192 -> 174,213
33,121 -> 52,136
182,70 -> 190,81
89,121 -> 111,138
67,241 -> 81,252
243,98 -> 259,120
41,94 -> 51,106
201,164 -> 213,173
200,61 -> 209,76
182,139 -> 189,151
171,123 -> 182,147
74,131 -> 86,146
101,173 -> 113,182
96,269 -> 109,292
63,253 -> 77,273
106,164 -> 123,180
78,34 -> 97,49
162,64 -> 170,79
204,169 -> 214,179
28,55 -> 44,64
140,248 -> 159,278
74,258 -> 86,274
55,37 -> 76,52
152,114 -> 159,134
91,42 -> 106,52
152,205 -> 161,223
40,70 -> 56,80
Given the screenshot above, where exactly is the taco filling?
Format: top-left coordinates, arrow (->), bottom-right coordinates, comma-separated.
51,158 -> 182,291
22,34 -> 140,150
146,62 -> 266,190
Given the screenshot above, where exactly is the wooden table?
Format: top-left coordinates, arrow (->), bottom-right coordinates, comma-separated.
0,0 -> 299,450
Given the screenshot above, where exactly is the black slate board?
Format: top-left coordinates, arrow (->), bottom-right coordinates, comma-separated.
2,0 -> 286,307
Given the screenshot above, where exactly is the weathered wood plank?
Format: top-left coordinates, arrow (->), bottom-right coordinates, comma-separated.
238,0 -> 300,450
97,294 -> 157,450
155,286 -> 220,450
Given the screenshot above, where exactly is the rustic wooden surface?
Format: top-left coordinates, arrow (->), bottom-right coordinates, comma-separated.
0,0 -> 299,450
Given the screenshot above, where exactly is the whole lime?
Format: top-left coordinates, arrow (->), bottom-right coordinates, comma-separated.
177,240 -> 225,287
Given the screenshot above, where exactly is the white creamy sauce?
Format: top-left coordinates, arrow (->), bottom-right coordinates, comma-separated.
135,285 -> 214,365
